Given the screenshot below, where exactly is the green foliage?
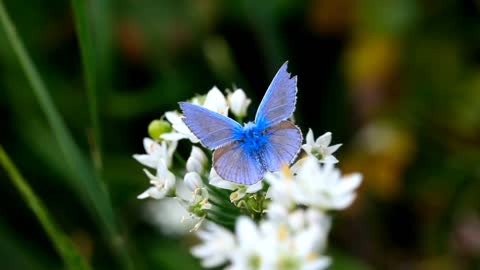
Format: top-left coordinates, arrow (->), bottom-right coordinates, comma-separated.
0,1 -> 131,268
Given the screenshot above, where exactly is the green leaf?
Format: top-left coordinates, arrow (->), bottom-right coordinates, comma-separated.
0,146 -> 91,270
70,0 -> 109,170
0,2 -> 133,269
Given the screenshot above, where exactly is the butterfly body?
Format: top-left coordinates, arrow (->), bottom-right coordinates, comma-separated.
235,122 -> 269,152
180,62 -> 302,185
230,121 -> 273,172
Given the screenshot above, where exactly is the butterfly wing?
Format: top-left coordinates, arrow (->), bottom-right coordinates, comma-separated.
213,142 -> 264,185
180,102 -> 242,149
254,61 -> 297,127
263,120 -> 302,172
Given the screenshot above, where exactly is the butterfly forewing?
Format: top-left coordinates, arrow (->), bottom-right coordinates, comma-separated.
180,102 -> 242,149
213,142 -> 264,185
263,121 -> 303,172
254,62 -> 297,127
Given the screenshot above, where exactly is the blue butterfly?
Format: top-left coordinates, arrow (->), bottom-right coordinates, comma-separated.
180,62 -> 302,185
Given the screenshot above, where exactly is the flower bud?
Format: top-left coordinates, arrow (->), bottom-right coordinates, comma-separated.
203,86 -> 229,115
186,146 -> 208,174
184,172 -> 204,192
148,119 -> 172,141
227,89 -> 251,118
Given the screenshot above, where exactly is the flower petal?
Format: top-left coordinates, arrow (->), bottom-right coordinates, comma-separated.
305,128 -> 315,145
315,132 -> 332,147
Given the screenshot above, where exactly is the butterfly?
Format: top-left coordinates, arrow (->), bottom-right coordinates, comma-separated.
179,62 -> 302,185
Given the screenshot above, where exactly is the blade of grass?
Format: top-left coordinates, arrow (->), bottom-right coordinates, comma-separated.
0,146 -> 91,270
86,0 -> 113,100
0,2 -> 133,269
70,0 -> 103,170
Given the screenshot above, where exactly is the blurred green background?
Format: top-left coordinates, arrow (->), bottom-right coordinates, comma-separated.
1,0 -> 479,269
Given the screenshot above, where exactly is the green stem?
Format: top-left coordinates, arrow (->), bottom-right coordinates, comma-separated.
207,207 -> 239,221
174,151 -> 187,167
207,196 -> 241,214
207,187 -> 233,206
206,215 -> 235,229
235,115 -> 244,124
0,146 -> 91,270
203,179 -> 231,199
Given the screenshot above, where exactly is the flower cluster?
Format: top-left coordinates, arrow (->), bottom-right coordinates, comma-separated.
133,87 -> 362,269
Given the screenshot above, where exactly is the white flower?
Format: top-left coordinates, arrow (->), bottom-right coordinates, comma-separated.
228,216 -> 330,270
133,137 -> 177,168
303,209 -> 331,241
262,209 -> 331,270
191,222 -> 236,268
295,157 -> 362,210
184,171 -> 204,192
161,111 -> 200,143
264,165 -> 299,209
143,198 -> 196,236
281,227 -> 331,270
227,217 -> 265,270
227,89 -> 251,118
177,187 -> 212,231
265,203 -> 290,224
269,207 -> 330,240
267,208 -> 331,252
186,146 -> 208,174
138,159 -> 176,199
191,212 -> 332,269
266,207 -> 332,262
203,86 -> 229,116
266,226 -> 330,270
209,168 -> 263,202
302,129 -> 342,164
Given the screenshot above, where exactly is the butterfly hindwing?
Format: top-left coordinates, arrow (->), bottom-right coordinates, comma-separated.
254,62 -> 297,127
179,102 -> 242,149
213,142 -> 264,185
263,120 -> 302,172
